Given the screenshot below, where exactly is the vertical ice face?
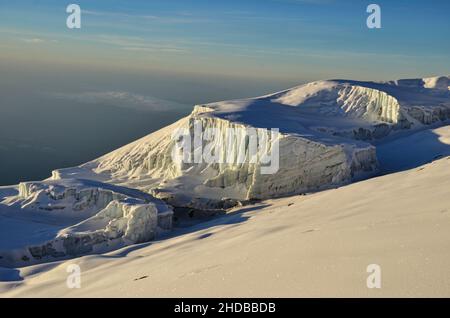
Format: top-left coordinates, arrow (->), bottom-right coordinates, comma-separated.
57,101 -> 378,206
246,137 -> 377,199
337,85 -> 402,123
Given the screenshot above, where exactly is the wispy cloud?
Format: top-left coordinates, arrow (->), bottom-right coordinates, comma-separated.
82,9 -> 210,24
91,34 -> 189,54
48,91 -> 185,112
121,46 -> 188,53
3,29 -> 188,54
21,37 -> 59,44
22,38 -> 44,43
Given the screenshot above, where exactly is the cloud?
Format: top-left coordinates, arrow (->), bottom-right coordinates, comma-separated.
121,46 -> 188,54
3,28 -> 188,55
88,34 -> 189,54
49,91 -> 186,112
22,38 -> 44,43
82,10 -> 209,24
21,38 -> 58,44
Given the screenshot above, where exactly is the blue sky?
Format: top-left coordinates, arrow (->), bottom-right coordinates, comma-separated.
0,0 -> 449,82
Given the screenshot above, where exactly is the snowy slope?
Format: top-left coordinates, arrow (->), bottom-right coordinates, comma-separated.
1,145 -> 450,297
377,125 -> 450,173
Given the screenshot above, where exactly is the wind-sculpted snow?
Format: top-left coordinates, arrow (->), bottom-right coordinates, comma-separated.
1,75 -> 449,266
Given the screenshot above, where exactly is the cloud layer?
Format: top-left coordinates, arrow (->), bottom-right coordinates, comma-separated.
49,91 -> 186,112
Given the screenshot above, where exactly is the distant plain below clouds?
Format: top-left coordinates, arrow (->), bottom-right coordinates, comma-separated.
48,91 -> 187,112
0,139 -> 56,154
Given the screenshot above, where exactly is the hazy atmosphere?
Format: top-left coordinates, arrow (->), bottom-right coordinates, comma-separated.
1,0 -> 449,185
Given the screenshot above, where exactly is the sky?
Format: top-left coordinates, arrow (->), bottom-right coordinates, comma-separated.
0,0 -> 449,85
0,1 -> 449,185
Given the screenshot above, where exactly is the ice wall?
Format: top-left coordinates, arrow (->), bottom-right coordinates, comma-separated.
83,109 -> 378,206
337,85 -> 403,124
45,78 -> 450,210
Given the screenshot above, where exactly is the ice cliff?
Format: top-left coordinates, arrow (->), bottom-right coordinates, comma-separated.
51,76 -> 449,207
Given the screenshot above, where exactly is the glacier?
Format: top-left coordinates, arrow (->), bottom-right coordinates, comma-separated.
1,75 -> 449,266
0,179 -> 172,266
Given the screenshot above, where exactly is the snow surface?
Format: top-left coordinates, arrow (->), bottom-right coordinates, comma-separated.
1,145 -> 449,297
377,125 -> 450,173
1,76 -> 449,267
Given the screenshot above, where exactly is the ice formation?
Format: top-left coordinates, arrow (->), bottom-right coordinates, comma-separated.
1,75 -> 449,265
0,179 -> 172,266
50,76 -> 450,207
